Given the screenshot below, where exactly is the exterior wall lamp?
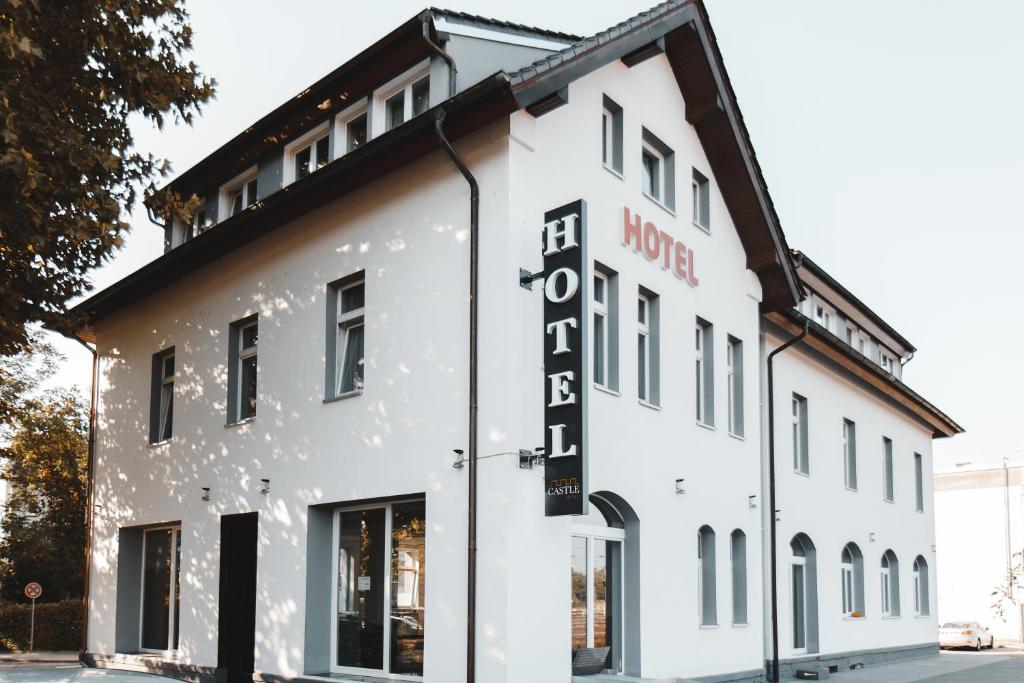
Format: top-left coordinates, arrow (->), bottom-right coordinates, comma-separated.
748,494 -> 758,509
201,487 -> 210,502
519,447 -> 545,469
675,478 -> 686,494
452,449 -> 465,469
869,532 -> 877,543
259,478 -> 270,495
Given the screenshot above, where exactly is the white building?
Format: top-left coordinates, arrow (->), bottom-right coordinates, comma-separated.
67,3 -> 961,682
934,464 -> 1024,643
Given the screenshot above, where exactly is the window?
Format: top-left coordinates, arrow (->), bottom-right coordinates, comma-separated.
140,526 -> 181,652
285,122 -> 331,184
636,288 -> 659,405
149,349 -> 174,444
914,452 -> 924,512
843,419 -> 857,490
879,349 -> 896,374
698,525 -> 717,626
913,556 -> 929,616
326,275 -> 365,398
695,318 -> 714,426
882,437 -> 894,502
641,127 -> 675,211
790,534 -> 818,653
384,75 -> 430,132
881,550 -> 900,617
840,543 -> 864,617
812,299 -> 833,333
601,95 -> 623,175
692,168 -> 710,231
592,265 -> 619,391
726,336 -> 743,436
335,100 -> 369,155
189,203 -> 209,240
845,324 -> 867,355
221,168 -> 258,219
731,530 -> 747,625
331,500 -> 425,676
227,317 -> 258,423
792,394 -> 809,474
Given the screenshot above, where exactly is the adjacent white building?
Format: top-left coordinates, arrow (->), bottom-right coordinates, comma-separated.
67,3 -> 961,682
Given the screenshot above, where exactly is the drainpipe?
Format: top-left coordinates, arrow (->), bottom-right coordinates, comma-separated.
766,318 -> 808,682
434,109 -> 478,683
422,14 -> 457,98
71,334 -> 98,665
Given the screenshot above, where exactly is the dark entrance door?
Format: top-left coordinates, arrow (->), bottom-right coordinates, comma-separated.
218,512 -> 258,683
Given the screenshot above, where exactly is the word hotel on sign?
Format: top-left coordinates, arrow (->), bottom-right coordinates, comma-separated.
622,207 -> 699,287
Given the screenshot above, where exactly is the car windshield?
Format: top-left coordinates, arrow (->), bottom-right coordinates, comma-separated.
941,622 -> 970,628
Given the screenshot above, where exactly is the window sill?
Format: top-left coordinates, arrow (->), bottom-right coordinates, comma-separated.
602,163 -> 624,180
842,615 -> 866,621
692,220 -> 711,235
594,383 -> 621,397
793,470 -> 811,478
883,498 -> 895,505
696,420 -> 715,432
914,614 -> 931,619
698,624 -> 719,630
638,399 -> 661,411
324,389 -> 363,404
882,615 -> 902,620
642,191 -> 676,217
728,431 -> 745,442
731,622 -> 750,629
845,486 -> 858,493
148,439 -> 171,449
225,417 -> 255,429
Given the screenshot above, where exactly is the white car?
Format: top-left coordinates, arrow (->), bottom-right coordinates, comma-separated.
939,621 -> 995,650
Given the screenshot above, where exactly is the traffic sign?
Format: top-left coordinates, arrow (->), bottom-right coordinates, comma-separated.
24,582 -> 42,600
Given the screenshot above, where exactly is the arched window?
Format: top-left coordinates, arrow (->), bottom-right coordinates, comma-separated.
698,526 -> 717,626
840,543 -> 864,617
790,533 -> 819,653
730,530 -> 747,625
881,550 -> 901,617
913,556 -> 929,616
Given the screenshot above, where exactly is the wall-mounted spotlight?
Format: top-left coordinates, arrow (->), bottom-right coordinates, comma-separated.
931,544 -> 937,552
519,447 -> 546,469
869,532 -> 877,543
748,494 -> 758,509
675,478 -> 686,495
259,478 -> 271,495
452,449 -> 465,470
201,487 -> 211,502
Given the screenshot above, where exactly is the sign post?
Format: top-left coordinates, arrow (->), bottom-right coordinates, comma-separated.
24,582 -> 42,652
541,199 -> 588,516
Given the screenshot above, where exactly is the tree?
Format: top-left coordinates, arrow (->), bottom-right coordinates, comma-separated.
992,550 -> 1024,625
0,389 -> 88,602
0,0 -> 214,356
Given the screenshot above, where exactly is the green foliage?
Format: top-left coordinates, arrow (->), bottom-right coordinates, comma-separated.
0,600 -> 83,652
0,331 -> 60,433
0,0 -> 215,355
0,386 -> 88,602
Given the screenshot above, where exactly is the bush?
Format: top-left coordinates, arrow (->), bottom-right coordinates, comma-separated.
0,600 -> 82,652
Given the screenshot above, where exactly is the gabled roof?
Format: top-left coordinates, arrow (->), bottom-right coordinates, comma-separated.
70,0 -> 801,327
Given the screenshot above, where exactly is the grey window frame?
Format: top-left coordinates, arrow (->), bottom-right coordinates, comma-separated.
843,419 -> 857,490
593,263 -> 619,392
730,529 -> 747,625
881,550 -> 900,617
696,318 -> 714,426
726,335 -> 743,436
913,556 -> 929,616
840,542 -> 865,617
792,393 -> 809,475
601,95 -> 624,175
637,287 -> 660,405
882,437 -> 894,502
640,127 -> 675,212
149,348 -> 175,444
227,315 -> 258,424
325,272 -> 366,400
914,452 -> 924,512
692,168 -> 710,231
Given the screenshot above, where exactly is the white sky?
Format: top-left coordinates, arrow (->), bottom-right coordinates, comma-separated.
45,0 -> 1024,469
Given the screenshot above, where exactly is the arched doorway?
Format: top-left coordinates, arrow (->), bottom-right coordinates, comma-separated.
570,492 -> 639,676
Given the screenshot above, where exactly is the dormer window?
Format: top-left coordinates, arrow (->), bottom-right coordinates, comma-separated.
335,99 -> 369,156
879,349 -> 896,374
812,299 -> 834,333
845,323 -> 867,355
284,121 -> 331,185
374,61 -> 431,135
220,167 -> 258,219
190,204 -> 209,238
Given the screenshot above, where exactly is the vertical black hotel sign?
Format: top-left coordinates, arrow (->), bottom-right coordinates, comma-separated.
543,200 -> 588,517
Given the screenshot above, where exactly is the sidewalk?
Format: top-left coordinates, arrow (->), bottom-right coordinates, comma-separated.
0,652 -> 79,665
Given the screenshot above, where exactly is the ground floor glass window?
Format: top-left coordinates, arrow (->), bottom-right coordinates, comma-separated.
140,526 -> 181,652
571,502 -> 624,674
332,500 -> 425,677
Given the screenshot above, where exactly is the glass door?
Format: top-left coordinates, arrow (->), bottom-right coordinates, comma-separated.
571,528 -> 624,673
140,526 -> 181,653
331,500 -> 425,679
792,560 -> 807,652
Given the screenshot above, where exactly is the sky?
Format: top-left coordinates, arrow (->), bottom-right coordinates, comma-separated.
44,0 -> 1024,470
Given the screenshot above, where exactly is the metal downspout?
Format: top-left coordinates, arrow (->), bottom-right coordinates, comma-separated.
422,14 -> 457,98
433,109 -> 478,683
71,334 -> 98,665
766,318 -> 808,682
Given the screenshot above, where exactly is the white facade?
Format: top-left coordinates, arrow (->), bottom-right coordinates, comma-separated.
76,5 -> 959,683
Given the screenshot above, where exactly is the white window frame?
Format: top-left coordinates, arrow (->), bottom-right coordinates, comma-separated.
881,555 -> 893,617
882,437 -> 894,503
695,324 -> 706,424
372,60 -> 430,135
158,352 -> 174,442
812,298 -> 834,333
218,166 -> 258,219
879,348 -> 896,374
845,323 -> 868,355
283,121 -> 330,185
641,142 -> 664,205
726,338 -> 743,436
692,168 -> 710,232
237,320 -> 258,420
843,419 -> 857,491
187,202 -> 209,241
138,525 -> 181,655
637,294 -> 651,402
791,553 -> 808,654
792,394 -> 808,475
841,551 -> 855,617
333,98 -> 370,157
336,279 -> 365,397
593,272 -> 609,389
328,498 -> 425,680
602,107 -> 614,169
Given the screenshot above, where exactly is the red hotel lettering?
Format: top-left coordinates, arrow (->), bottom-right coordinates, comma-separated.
622,207 -> 699,287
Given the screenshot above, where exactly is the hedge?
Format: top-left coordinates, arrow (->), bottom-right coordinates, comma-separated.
0,600 -> 82,652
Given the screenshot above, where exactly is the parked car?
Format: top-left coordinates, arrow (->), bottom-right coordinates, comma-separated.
939,622 -> 995,650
